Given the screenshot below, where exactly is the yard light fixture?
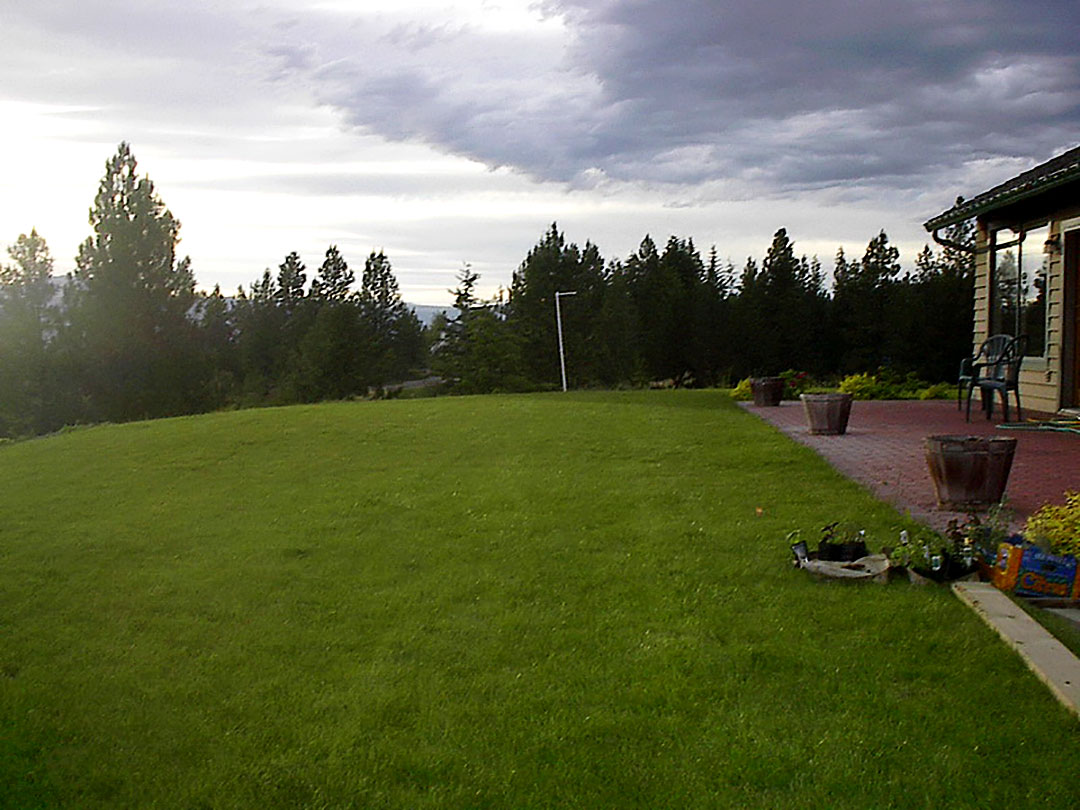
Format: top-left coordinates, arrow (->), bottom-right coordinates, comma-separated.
555,290 -> 577,392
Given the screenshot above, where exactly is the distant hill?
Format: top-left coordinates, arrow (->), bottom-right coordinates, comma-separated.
409,304 -> 456,326
13,278 -> 453,329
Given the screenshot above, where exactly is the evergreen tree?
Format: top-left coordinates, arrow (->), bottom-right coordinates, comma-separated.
0,229 -> 57,436
63,142 -> 201,422
194,284 -> 240,408
508,224 -> 604,386
437,263 -> 481,371
623,235 -> 674,380
433,265 -> 525,393
359,250 -> 423,386
833,230 -> 901,372
275,251 -> 307,311
699,248 -> 734,385
905,236 -> 975,382
310,245 -> 354,302
295,302 -> 365,400
234,269 -> 284,399
593,260 -> 642,385
655,236 -> 709,382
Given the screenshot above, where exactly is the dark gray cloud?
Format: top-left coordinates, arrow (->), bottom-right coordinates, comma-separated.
293,0 -> 1079,192
10,0 -> 1075,196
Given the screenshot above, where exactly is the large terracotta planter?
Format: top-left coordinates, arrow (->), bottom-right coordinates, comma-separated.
750,377 -> 784,406
800,393 -> 853,435
924,435 -> 1017,510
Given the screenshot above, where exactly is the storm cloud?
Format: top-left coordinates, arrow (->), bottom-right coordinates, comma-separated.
285,0 -> 1080,190
2,0 -> 1078,302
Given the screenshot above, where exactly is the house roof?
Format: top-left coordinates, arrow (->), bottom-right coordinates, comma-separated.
924,145 -> 1080,231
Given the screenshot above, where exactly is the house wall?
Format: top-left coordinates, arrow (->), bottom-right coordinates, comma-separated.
974,202 -> 1080,415
973,220 -> 991,355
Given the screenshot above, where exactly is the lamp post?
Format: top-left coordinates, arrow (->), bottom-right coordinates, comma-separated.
555,290 -> 577,392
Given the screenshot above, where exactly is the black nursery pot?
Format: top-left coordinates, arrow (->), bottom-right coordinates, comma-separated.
818,540 -> 868,562
912,552 -> 977,583
839,541 -> 869,561
817,540 -> 839,561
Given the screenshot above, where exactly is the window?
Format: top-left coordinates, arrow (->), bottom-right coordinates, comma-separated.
990,223 -> 1048,357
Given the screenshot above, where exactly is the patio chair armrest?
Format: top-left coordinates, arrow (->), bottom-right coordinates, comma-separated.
960,358 -> 985,378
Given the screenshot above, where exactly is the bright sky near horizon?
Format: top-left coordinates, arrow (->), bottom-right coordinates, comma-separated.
2,0 -> 1077,305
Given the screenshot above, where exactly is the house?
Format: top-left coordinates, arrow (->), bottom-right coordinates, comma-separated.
924,146 -> 1080,416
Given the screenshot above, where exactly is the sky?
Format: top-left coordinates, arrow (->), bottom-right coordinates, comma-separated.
2,0 -> 1078,306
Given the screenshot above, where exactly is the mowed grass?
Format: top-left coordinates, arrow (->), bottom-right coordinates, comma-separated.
1,390 -> 1077,808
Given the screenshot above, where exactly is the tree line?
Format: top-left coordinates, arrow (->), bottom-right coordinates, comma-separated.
0,143 -> 974,438
435,220 -> 973,394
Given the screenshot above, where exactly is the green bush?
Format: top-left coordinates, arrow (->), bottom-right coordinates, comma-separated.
838,372 -> 879,400
730,377 -> 753,401
779,369 -> 811,400
918,382 -> 954,400
1026,492 -> 1080,557
730,371 -> 812,401
838,368 -> 941,400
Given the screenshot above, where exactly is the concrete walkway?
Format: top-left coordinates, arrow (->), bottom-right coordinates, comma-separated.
741,399 -> 1079,533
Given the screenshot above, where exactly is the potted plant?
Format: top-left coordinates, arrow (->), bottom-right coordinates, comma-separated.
750,376 -> 785,406
817,521 -> 870,562
889,526 -> 979,584
1004,491 -> 1080,598
944,504 -> 1014,578
924,435 -> 1017,510
800,392 -> 854,435
1025,491 -> 1080,558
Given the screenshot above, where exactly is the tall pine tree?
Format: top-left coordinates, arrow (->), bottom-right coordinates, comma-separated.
64,142 -> 201,422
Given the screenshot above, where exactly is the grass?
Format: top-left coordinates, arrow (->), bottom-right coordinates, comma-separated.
1,389 -> 1078,808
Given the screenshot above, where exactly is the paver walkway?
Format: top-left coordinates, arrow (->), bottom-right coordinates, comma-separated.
741,399 -> 1079,533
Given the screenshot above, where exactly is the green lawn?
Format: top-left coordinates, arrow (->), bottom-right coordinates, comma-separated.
2,390 -> 1077,808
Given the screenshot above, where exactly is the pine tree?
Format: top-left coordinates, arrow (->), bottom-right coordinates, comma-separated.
0,229 -> 57,436
310,245 -> 354,302
275,251 -> 307,311
64,142 -> 200,422
433,265 -> 524,393
832,230 -> 902,372
508,224 -> 604,386
359,250 -> 421,386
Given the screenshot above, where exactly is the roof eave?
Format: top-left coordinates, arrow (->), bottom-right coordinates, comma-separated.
923,163 -> 1080,232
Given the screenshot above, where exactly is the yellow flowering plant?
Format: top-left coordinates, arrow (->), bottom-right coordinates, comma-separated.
1025,492 -> 1080,557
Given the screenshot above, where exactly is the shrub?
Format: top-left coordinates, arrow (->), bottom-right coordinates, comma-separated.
730,377 -> 753,401
838,368 -> 937,400
779,369 -> 811,400
1025,492 -> 1080,557
918,382 -> 953,400
838,372 -> 879,400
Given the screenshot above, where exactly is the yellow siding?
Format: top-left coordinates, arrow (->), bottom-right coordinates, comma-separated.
973,221 -> 991,354
1018,369 -> 1059,416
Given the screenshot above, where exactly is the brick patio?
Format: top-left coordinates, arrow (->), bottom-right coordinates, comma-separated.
741,399 -> 1079,533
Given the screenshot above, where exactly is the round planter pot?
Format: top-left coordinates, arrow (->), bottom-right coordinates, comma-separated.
818,540 -> 868,562
817,540 -> 840,561
800,393 -> 853,435
908,561 -> 979,585
838,540 -> 868,561
924,435 -> 1017,510
750,377 -> 784,406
